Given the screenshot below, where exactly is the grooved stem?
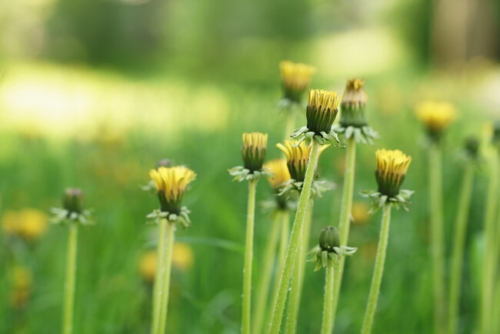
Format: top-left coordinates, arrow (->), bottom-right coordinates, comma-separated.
151,218 -> 167,334
62,222 -> 78,334
321,264 -> 335,334
158,221 -> 175,333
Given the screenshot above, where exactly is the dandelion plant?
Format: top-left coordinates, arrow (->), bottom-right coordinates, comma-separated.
415,101 -> 456,334
268,89 -> 341,334
51,188 -> 93,334
310,226 -> 356,334
229,132 -> 269,334
148,166 -> 196,334
361,150 -> 413,334
330,79 -> 378,326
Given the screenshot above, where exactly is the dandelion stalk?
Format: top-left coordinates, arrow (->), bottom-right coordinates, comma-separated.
429,142 -> 447,334
62,221 -> 78,334
253,211 -> 283,334
151,219 -> 167,334
321,263 -> 335,334
268,140 -> 320,334
158,221 -> 176,334
481,150 -> 498,334
361,203 -> 392,334
284,199 -> 313,334
242,178 -> 258,334
331,136 -> 356,324
448,162 -> 475,334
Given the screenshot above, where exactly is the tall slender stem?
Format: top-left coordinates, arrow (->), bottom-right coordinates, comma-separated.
361,204 -> 392,334
253,211 -> 283,334
159,221 -> 176,333
429,142 -> 446,334
284,109 -> 296,141
332,137 -> 356,326
266,211 -> 290,333
284,199 -> 314,334
481,152 -> 498,334
321,264 -> 335,334
62,222 -> 78,334
242,179 -> 258,334
151,218 -> 167,334
448,163 -> 475,334
268,140 -> 321,334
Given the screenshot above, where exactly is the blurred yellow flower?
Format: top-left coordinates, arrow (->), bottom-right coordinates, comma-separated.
415,101 -> 457,135
10,266 -> 32,310
2,209 -> 48,241
264,159 -> 291,190
150,166 -> 196,214
351,202 -> 371,225
139,243 -> 194,283
280,61 -> 315,103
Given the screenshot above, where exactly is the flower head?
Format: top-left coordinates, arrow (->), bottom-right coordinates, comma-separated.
242,132 -> 268,173
277,141 -> 311,182
2,209 -> 48,241
280,61 -> 316,103
464,136 -> 480,159
306,89 -> 341,134
63,188 -> 84,214
318,226 -> 341,253
150,166 -> 196,214
340,79 -> 368,127
264,159 -> 291,189
375,149 -> 412,197
310,226 -> 357,271
415,101 -> 457,141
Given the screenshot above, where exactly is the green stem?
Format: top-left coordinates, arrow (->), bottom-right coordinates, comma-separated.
429,143 -> 446,334
321,263 -> 335,334
361,203 -> 392,334
284,199 -> 314,334
62,222 -> 78,334
242,179 -> 258,334
151,218 -> 168,334
481,151 -> 498,334
253,211 -> 283,334
268,140 -> 321,334
332,137 -> 356,327
284,109 -> 296,141
448,163 -> 475,334
158,221 -> 175,333
266,211 -> 290,333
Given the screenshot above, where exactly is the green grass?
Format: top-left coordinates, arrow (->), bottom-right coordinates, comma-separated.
0,61 -> 494,333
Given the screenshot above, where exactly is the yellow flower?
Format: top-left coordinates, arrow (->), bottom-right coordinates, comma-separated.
139,244 -> 194,282
150,166 -> 196,214
306,89 -> 341,134
280,60 -> 316,103
277,140 -> 329,182
139,251 -> 157,283
415,101 -> 457,139
241,132 -> 268,172
10,266 -> 32,310
2,209 -> 48,241
351,202 -> 371,225
263,159 -> 291,189
375,149 -> 412,197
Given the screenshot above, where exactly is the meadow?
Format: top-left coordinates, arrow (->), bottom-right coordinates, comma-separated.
0,59 -> 499,334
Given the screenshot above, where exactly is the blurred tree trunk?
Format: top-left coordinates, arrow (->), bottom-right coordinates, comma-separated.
431,0 -> 499,66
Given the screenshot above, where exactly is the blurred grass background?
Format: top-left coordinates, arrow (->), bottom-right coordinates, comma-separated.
1,0 -> 500,333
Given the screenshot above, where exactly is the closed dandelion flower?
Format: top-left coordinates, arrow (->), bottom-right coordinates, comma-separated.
264,159 -> 291,189
242,132 -> 268,173
150,166 -> 196,215
280,61 -> 316,104
334,79 -> 378,144
415,101 -> 457,141
63,188 -> 84,214
307,89 -> 341,135
375,149 -> 412,198
277,141 -> 311,182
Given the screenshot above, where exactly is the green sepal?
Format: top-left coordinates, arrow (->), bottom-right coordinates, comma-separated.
50,207 -> 95,226
228,166 -> 272,182
147,206 -> 191,230
361,189 -> 414,213
332,124 -> 379,145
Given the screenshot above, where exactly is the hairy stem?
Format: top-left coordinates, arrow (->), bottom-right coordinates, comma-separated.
151,218 -> 167,334
63,222 -> 78,334
321,263 -> 335,334
158,221 -> 175,333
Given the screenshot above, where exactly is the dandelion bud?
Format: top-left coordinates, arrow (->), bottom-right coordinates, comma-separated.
63,188 -> 84,214
280,61 -> 315,103
319,226 -> 340,253
306,89 -> 341,135
242,132 -> 268,173
375,149 -> 412,198
340,79 -> 368,128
